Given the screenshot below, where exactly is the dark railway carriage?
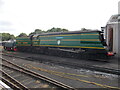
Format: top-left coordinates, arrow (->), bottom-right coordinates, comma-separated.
16,30 -> 109,60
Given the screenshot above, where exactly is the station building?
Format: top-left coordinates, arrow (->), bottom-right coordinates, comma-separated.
103,14 -> 120,58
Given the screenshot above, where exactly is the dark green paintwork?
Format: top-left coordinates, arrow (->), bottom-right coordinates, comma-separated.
16,37 -> 31,46
16,32 -> 105,49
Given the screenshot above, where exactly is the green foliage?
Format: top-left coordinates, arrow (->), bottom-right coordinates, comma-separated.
29,27 -> 68,36
0,27 -> 69,40
0,33 -> 15,41
17,33 -> 27,37
35,29 -> 46,34
29,29 -> 46,36
81,28 -> 86,31
47,27 -> 68,32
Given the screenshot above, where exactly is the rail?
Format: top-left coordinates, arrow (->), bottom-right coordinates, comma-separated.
1,57 -> 75,90
2,53 -> 120,75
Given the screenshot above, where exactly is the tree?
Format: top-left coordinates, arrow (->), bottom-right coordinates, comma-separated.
29,28 -> 69,36
46,27 -> 68,32
81,28 -> 86,31
0,33 -> 15,41
17,33 -> 27,37
34,29 -> 45,34
29,29 -> 45,36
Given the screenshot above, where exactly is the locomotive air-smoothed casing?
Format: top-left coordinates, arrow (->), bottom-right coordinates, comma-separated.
32,31 -> 105,50
16,30 -> 108,59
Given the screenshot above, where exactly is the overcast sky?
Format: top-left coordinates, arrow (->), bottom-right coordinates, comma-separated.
0,0 -> 119,36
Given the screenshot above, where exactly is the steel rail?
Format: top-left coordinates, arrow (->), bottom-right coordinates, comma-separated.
2,53 -> 120,75
1,57 -> 75,90
0,70 -> 29,90
0,76 -> 20,89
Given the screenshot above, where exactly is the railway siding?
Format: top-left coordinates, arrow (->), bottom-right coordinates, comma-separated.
2,52 -> 120,75
1,57 -> 74,89
1,52 -> 119,89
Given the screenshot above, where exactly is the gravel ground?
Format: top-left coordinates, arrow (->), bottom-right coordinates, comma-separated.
2,52 -> 119,89
3,51 -> 119,70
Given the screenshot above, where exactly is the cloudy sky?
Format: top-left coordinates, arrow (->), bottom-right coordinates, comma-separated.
0,0 -> 119,36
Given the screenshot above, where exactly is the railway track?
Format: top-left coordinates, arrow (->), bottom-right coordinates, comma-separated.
1,53 -> 120,75
0,57 -> 75,90
0,70 -> 28,89
1,53 -> 120,89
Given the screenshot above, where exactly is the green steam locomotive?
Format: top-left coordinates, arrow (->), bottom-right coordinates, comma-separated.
15,30 -> 112,60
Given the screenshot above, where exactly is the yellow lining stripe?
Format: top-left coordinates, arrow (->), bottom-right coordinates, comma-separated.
17,37 -> 29,38
25,64 -> 120,89
23,42 -> 28,44
80,34 -> 99,35
32,39 -> 100,41
32,40 -> 39,41
16,40 -> 30,41
62,39 -> 100,41
16,45 -> 31,46
39,34 -> 99,37
33,45 -> 104,49
40,40 -> 55,41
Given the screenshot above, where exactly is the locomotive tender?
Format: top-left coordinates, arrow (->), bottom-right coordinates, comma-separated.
16,30 -> 110,59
